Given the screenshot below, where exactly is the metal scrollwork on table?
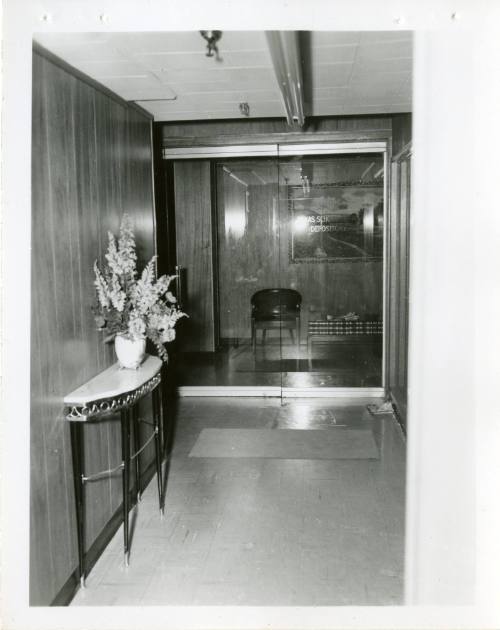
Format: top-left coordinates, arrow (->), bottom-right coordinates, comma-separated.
65,373 -> 161,422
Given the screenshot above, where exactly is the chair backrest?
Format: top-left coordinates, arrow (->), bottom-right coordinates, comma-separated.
251,289 -> 302,319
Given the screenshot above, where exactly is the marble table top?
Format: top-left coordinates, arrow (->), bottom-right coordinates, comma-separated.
64,355 -> 162,406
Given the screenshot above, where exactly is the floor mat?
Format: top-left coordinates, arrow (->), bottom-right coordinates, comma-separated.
189,428 -> 379,460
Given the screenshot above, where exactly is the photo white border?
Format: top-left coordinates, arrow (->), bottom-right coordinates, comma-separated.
2,1 -> 500,628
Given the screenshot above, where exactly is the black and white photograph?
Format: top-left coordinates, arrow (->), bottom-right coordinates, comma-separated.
1,1 -> 500,629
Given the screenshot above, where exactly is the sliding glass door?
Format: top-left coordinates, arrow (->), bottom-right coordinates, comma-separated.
215,158 -> 283,387
169,143 -> 386,395
277,152 -> 385,391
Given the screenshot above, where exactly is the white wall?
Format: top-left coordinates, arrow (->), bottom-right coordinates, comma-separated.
405,24 -> 500,609
406,29 -> 476,604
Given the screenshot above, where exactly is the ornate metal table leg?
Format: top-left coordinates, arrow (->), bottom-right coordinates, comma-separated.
296,317 -> 300,354
120,408 -> 131,566
152,386 -> 164,516
132,405 -> 141,503
69,422 -> 86,588
157,378 -> 164,459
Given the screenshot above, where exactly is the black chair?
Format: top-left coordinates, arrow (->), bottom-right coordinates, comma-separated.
251,289 -> 302,352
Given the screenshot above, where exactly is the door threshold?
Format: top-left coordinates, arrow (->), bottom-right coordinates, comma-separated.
282,387 -> 384,398
177,386 -> 384,397
178,386 -> 281,397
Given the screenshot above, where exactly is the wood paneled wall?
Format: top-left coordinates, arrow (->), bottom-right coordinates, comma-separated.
31,47 -> 155,605
161,115 -> 393,147
173,161 -> 215,352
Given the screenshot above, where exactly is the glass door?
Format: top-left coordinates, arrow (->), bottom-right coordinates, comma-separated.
170,143 -> 386,395
277,151 -> 385,392
214,157 -> 284,389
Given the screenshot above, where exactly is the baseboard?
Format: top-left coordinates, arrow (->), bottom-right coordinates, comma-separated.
178,386 -> 385,398
389,389 -> 407,436
50,459 -> 158,606
282,387 -> 385,398
178,386 -> 281,397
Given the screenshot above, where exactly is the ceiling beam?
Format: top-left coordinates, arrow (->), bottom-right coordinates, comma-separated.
265,31 -> 305,127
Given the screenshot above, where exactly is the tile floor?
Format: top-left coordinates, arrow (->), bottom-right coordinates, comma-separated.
71,397 -> 405,606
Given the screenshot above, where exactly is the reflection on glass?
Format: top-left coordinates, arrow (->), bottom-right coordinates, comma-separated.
279,154 -> 384,388
175,153 -> 384,389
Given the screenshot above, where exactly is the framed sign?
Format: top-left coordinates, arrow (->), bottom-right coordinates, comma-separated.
288,182 -> 384,263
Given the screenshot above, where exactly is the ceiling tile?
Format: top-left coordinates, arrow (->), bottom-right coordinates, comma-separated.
135,49 -> 271,72
148,92 -> 281,110
161,67 -> 277,90
114,31 -> 267,55
310,32 -> 360,47
313,64 -> 352,87
34,32 -> 111,47
216,31 -> 269,50
310,44 -> 357,65
348,82 -> 404,100
351,57 -> 412,78
360,31 -> 413,44
357,40 -> 413,62
312,87 -> 350,101
113,31 -> 207,55
77,60 -> 150,78
171,88 -> 280,100
102,74 -> 170,100
35,33 -> 127,64
147,101 -> 283,120
34,30 -> 413,121
116,86 -> 178,101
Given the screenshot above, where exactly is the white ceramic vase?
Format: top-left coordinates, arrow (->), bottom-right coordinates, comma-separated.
114,334 -> 146,369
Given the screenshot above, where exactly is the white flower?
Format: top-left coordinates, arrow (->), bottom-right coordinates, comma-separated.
105,216 -> 137,276
109,274 -> 126,312
160,328 -> 176,343
93,262 -> 110,309
93,216 -> 187,361
128,312 -> 146,339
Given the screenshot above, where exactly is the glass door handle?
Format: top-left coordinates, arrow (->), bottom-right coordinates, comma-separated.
175,265 -> 185,309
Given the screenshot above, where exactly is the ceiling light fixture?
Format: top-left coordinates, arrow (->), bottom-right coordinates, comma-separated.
266,31 -> 305,128
200,30 -> 223,60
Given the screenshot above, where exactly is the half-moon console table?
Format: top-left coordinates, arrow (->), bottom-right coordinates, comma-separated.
63,354 -> 164,588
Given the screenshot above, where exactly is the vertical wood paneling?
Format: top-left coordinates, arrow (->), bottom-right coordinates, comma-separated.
30,54 -> 57,600
31,49 -> 155,605
173,161 -> 215,352
217,165 -> 281,340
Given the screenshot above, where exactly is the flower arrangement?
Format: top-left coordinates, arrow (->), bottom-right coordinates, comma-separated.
93,215 -> 186,361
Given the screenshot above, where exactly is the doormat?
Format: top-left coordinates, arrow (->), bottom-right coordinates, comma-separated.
188,428 -> 379,460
